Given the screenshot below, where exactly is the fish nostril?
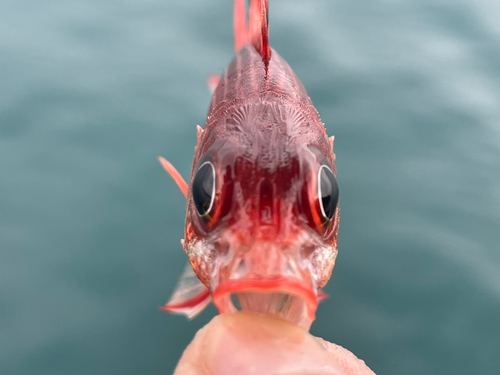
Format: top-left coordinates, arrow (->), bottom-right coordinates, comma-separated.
259,179 -> 273,225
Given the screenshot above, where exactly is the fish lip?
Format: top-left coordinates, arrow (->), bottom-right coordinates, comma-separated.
212,275 -> 318,324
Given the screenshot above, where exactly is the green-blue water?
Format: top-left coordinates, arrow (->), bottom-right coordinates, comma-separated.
1,1 -> 500,374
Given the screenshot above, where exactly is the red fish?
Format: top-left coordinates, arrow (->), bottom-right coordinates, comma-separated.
159,0 -> 339,330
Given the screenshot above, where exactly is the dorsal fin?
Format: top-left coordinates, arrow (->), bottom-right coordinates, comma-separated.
234,0 -> 270,63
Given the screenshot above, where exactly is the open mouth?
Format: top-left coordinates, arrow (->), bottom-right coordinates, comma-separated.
212,276 -> 318,329
231,292 -> 307,324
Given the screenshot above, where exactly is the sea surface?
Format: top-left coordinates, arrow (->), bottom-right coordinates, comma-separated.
1,1 -> 500,374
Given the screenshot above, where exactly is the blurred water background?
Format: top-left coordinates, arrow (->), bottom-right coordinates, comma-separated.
1,0 -> 500,374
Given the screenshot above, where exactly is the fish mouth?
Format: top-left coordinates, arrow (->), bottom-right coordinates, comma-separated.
186,236 -> 336,329
212,275 -> 318,330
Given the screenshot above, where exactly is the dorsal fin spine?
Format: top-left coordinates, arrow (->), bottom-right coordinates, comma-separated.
234,0 -> 270,63
260,0 -> 270,62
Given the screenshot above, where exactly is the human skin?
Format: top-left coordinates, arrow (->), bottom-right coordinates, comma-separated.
174,312 -> 376,375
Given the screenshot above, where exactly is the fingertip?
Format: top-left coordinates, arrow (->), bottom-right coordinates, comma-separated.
315,337 -> 376,375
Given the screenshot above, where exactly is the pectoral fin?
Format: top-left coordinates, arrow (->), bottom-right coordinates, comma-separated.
317,289 -> 329,302
158,156 -> 188,198
161,262 -> 212,318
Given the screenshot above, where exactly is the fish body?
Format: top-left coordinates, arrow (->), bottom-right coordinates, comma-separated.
161,0 -> 339,330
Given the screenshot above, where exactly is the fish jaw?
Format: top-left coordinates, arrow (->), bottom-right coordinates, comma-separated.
212,276 -> 317,330
185,234 -> 338,330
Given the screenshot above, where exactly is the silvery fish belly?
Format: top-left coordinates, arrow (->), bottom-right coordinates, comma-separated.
160,0 -> 339,330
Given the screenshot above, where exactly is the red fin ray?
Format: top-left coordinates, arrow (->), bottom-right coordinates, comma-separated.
161,262 -> 212,318
234,0 -> 270,63
234,0 -> 247,52
158,157 -> 188,198
317,289 -> 329,303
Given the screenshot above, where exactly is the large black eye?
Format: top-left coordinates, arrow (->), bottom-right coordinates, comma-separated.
192,161 -> 215,218
318,165 -> 338,221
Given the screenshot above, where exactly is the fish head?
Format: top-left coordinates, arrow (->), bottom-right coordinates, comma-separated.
184,103 -> 338,329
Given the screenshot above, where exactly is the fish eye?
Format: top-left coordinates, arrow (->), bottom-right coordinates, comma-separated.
192,161 -> 216,218
317,165 -> 338,222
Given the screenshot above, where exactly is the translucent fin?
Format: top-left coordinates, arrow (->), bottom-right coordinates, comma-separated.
207,74 -> 221,94
233,0 -> 247,52
161,262 -> 212,318
234,0 -> 270,63
317,289 -> 329,303
158,156 -> 188,198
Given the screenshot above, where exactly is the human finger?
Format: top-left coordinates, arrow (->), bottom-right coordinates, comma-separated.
174,311 -> 375,375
